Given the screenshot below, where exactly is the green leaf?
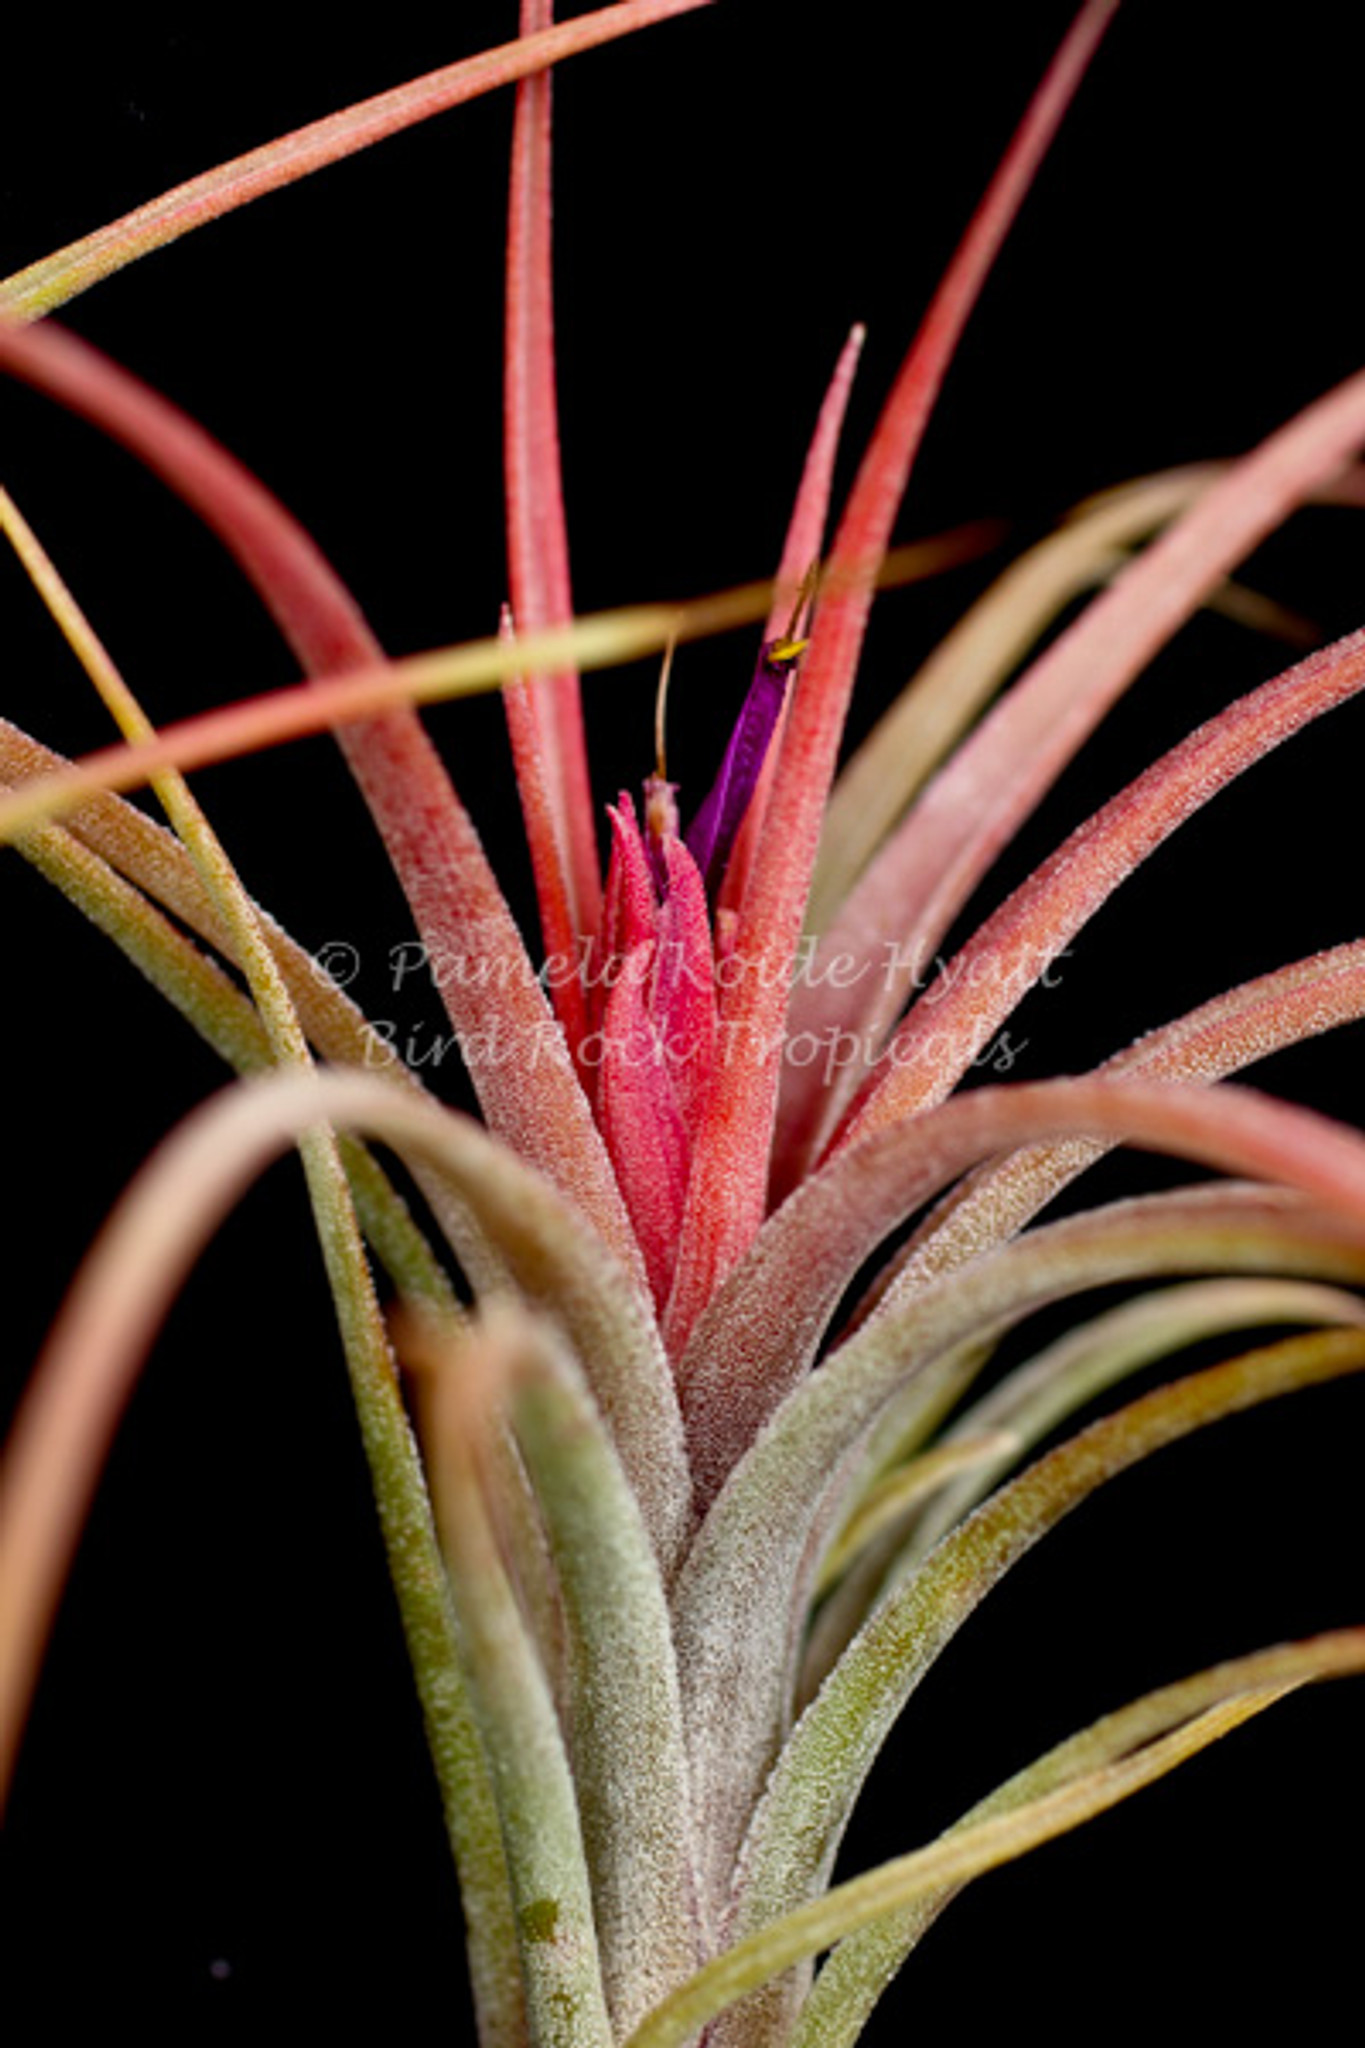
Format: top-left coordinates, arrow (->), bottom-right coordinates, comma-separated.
2,478 -> 527,2039
16,814 -> 460,1317
675,1179 -> 1365,1915
806,465 -> 1219,933
803,1274 -> 1365,1701
793,1631 -> 1365,2048
727,1327 -> 1365,2048
634,1625 -> 1365,2048
497,1317 -> 702,2035
0,713 -> 507,1294
904,1272 -> 1365,1567
415,1307 -> 614,2048
0,1064 -> 690,1803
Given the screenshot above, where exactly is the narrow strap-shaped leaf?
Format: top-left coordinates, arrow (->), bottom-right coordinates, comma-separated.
0,547 -> 977,844
15,792 -> 462,1320
0,715 -> 513,1295
0,1087 -> 521,2042
641,1690 -> 1292,2048
813,1431 -> 1020,1597
803,1274 -> 1365,1699
779,466 -> 1224,1186
723,1328 -> 1365,2048
414,1310 -> 613,2048
792,1628 -> 1365,2048
504,0 -> 601,997
680,1075 -> 1365,1502
866,938 -> 1365,1330
0,491 -> 506,1298
0,317 -> 646,1287
0,1068 -> 689,1798
829,393 -> 1365,977
0,482 -> 318,1080
666,1 -> 1118,1354
805,448 -> 1365,953
495,1314 -> 703,2034
674,1178 -> 1365,1912
501,608 -> 594,1077
648,1627 -> 1365,2048
0,1 -> 714,322
0,482 -> 522,2040
840,624 -> 1365,1148
905,1272 -> 1365,1569
0,718 -> 409,1073
789,361 -> 1365,1177
719,325 -> 865,918
803,466 -> 1220,936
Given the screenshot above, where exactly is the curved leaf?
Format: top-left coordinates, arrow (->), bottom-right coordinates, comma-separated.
675,1176 -> 1365,1914
793,1629 -> 1365,2048
727,1328 -> 1365,2042
840,621 -> 1365,1148
804,466 -> 1221,935
14,811 -> 460,1317
871,936 -> 1365,1323
413,1307 -> 613,2048
0,714 -> 509,1294
639,1629 -> 1365,2048
812,1430 -> 1021,1597
0,1 -> 714,322
789,361 -> 1365,1177
666,0 -> 1119,1354
0,488 -> 523,2040
488,1311 -> 703,2033
0,1065 -> 691,1808
905,1272 -> 1365,1569
680,1074 -> 1365,1499
503,0 -> 601,1043
0,316 -> 646,1285
803,1274 -> 1365,1701
642,1695 -> 1283,2048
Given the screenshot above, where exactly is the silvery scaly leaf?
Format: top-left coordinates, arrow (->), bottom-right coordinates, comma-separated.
716,1329 -> 1365,2048
676,1174 -> 1365,1914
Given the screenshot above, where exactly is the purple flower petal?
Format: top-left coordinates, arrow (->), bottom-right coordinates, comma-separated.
685,639 -> 804,897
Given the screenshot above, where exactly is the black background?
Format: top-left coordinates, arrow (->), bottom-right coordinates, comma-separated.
1,3 -> 1363,2032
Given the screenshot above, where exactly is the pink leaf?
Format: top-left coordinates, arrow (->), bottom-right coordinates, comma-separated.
840,622 -> 1365,1149
0,0 -> 716,322
718,323 -> 865,917
0,316 -> 645,1285
504,0 -> 602,1022
885,939 -> 1365,1313
780,362 -> 1365,1179
680,1075 -> 1365,1502
501,606 -> 594,1081
667,1 -> 1119,1356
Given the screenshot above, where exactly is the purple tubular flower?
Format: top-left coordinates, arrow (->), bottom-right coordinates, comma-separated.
684,636 -> 807,898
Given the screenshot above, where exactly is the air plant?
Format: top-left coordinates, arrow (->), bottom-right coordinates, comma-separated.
1,1 -> 1363,2033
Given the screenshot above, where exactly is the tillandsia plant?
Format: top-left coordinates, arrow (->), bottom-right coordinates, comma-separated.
3,1 -> 1365,2033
